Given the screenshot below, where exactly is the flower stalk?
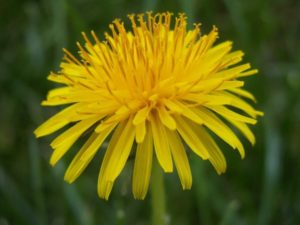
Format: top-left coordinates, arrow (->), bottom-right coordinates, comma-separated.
151,160 -> 167,225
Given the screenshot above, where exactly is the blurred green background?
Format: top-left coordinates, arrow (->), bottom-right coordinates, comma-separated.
1,0 -> 300,224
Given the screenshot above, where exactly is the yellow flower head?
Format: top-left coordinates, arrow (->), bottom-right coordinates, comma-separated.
35,12 -> 263,200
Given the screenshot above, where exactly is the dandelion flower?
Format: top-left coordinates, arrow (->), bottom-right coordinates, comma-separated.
34,12 -> 263,200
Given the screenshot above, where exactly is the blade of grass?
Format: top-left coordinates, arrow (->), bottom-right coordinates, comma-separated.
218,200 -> 239,225
24,2 -> 45,71
258,105 -> 281,225
191,155 -> 212,225
29,135 -> 47,225
44,0 -> 67,64
53,163 -> 94,225
223,0 -> 249,46
0,166 -> 39,225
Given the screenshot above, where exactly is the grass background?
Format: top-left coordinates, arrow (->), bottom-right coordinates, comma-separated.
0,0 -> 300,224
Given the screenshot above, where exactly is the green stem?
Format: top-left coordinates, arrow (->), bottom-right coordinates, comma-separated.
151,160 -> 167,225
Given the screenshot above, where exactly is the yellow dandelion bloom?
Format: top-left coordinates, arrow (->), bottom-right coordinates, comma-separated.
34,12 -> 263,200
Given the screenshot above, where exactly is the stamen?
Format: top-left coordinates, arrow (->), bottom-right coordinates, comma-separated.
104,81 -> 124,105
63,48 -> 81,65
75,42 -> 97,80
91,30 -> 113,77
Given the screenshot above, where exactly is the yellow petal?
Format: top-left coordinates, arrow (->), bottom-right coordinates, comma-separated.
192,107 -> 245,158
158,107 -> 176,130
196,40 -> 232,75
174,115 -> 209,159
207,41 -> 232,55
216,81 -> 244,90
49,117 -> 100,165
166,100 -> 203,125
35,120 -> 68,138
98,118 -> 135,200
204,41 -> 232,62
41,87 -> 75,106
224,119 -> 255,145
41,98 -> 75,106
76,101 -> 120,115
194,126 -> 227,174
213,63 -> 251,79
238,69 -> 258,77
133,124 -> 153,199
217,92 -> 263,118
165,129 -> 192,189
95,112 -> 128,132
174,116 -> 226,174
164,99 -> 183,113
133,107 -> 149,125
47,73 -> 71,85
47,87 -> 72,99
188,78 -> 224,93
50,136 -> 78,166
60,62 -> 86,78
50,116 -> 100,149
135,121 -> 146,143
220,50 -> 244,68
64,122 -> 117,183
34,103 -> 82,137
228,88 -> 256,102
183,93 -> 231,106
208,105 -> 257,124
150,113 -> 173,172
